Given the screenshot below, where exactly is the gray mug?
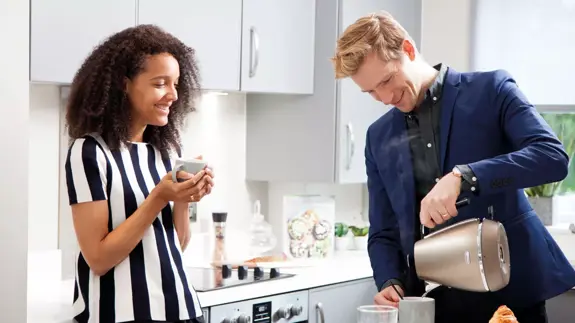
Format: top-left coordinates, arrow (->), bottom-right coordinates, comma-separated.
398,297 -> 434,323
172,158 -> 207,182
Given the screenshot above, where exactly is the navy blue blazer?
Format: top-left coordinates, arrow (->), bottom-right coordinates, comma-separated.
365,67 -> 575,308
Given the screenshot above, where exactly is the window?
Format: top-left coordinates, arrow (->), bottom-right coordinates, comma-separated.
541,113 -> 575,194
540,111 -> 575,225
472,0 -> 575,105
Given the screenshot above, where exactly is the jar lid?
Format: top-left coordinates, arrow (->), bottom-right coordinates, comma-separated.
212,212 -> 228,223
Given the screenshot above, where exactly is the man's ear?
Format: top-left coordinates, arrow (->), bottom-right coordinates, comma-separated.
402,39 -> 416,61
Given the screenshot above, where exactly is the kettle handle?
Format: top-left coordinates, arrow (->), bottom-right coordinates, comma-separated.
420,198 -> 471,238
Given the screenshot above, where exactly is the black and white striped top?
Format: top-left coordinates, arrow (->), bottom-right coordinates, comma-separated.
65,134 -> 202,323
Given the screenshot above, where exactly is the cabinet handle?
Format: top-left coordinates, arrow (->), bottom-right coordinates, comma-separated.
316,302 -> 326,323
249,27 -> 260,78
346,123 -> 355,170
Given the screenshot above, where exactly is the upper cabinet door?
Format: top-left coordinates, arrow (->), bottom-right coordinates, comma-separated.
138,0 -> 242,92
336,0 -> 422,183
30,0 -> 136,83
241,0 -> 316,94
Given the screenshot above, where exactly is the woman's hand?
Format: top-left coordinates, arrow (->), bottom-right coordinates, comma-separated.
154,168 -> 214,203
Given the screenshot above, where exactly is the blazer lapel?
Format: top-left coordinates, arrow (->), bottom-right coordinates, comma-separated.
439,68 -> 462,172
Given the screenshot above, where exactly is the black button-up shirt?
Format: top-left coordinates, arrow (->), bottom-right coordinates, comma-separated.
406,63 -> 446,211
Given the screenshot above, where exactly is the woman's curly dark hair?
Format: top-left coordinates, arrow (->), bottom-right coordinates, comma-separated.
66,24 -> 201,155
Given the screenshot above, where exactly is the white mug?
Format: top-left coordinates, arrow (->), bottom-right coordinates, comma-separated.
172,158 -> 207,182
398,297 -> 435,323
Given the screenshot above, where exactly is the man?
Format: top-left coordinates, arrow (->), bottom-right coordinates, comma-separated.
331,11 -> 575,323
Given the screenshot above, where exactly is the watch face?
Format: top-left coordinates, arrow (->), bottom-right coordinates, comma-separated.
453,167 -> 462,176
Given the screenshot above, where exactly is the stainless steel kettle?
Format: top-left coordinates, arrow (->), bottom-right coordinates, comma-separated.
414,199 -> 511,292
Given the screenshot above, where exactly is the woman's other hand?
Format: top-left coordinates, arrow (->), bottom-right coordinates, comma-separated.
154,168 -> 214,203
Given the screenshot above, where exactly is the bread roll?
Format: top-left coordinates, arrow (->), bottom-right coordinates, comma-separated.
489,305 -> 519,323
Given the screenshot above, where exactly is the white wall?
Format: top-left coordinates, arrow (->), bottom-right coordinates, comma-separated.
420,0 -> 473,71
29,85 -> 61,251
0,1 -> 30,322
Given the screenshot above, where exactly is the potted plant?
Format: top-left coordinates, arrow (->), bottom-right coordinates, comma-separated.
525,113 -> 575,225
334,222 -> 350,251
349,225 -> 369,251
525,183 -> 562,226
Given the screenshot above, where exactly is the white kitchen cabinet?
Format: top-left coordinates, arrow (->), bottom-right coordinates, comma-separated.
30,0 -> 136,84
139,0 -> 314,93
240,0 -> 316,94
308,278 -> 378,323
246,0 -> 422,183
137,0 -> 242,92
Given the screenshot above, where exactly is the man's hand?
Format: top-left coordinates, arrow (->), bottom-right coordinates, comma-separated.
420,173 -> 462,228
374,285 -> 404,307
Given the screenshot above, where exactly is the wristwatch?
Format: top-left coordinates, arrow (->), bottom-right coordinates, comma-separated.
452,165 -> 478,193
452,166 -> 463,178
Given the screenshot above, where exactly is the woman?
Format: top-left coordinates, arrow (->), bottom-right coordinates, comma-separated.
64,24 -> 213,323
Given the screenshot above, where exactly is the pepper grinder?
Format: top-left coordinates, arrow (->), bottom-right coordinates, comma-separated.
212,212 -> 228,264
212,212 -> 228,287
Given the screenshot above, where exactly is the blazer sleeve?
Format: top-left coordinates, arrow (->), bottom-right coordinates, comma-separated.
365,127 -> 406,291
467,70 -> 569,196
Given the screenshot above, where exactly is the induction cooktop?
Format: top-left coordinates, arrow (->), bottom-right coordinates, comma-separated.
186,265 -> 295,292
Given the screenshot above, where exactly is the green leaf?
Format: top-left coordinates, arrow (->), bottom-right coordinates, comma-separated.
349,225 -> 369,237
334,222 -> 349,237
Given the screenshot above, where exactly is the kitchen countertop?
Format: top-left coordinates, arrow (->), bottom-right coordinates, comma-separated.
194,251 -> 373,307
26,251 -> 373,323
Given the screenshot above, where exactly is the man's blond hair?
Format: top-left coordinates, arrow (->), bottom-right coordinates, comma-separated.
331,11 -> 411,79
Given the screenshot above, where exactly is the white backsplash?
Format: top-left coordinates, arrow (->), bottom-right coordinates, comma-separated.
178,92 -> 268,230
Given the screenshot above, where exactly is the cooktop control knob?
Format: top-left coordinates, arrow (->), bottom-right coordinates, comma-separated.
221,318 -> 231,323
238,265 -> 248,280
276,306 -> 292,319
232,314 -> 251,323
270,268 -> 280,278
253,266 -> 264,279
222,264 -> 232,278
291,305 -> 303,316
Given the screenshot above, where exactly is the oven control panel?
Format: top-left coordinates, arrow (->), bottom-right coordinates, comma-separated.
208,290 -> 309,323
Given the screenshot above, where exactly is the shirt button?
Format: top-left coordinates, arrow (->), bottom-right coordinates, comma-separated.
471,187 -> 476,192
435,178 -> 440,183
427,143 -> 432,148
472,177 -> 477,182
433,96 -> 437,102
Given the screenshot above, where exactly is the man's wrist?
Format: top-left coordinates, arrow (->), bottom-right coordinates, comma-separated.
380,278 -> 404,292
449,171 -> 463,192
